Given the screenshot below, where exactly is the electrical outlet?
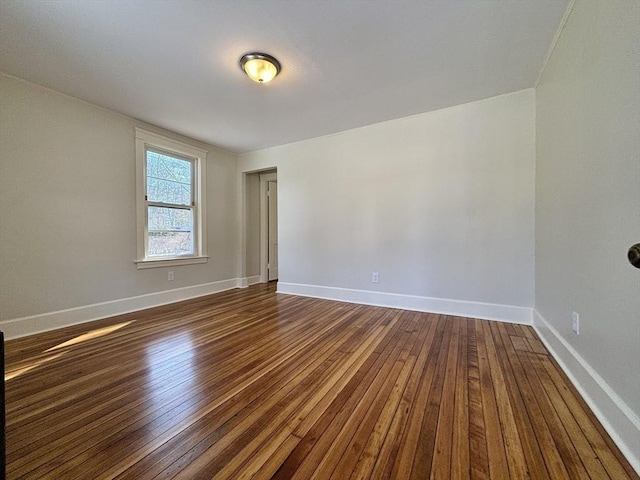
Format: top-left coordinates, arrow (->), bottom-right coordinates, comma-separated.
372,272 -> 379,283
168,270 -> 174,281
571,311 -> 579,335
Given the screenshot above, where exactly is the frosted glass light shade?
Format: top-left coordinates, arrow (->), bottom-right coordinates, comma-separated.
240,53 -> 281,83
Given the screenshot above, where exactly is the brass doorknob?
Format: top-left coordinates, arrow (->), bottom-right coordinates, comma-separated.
629,243 -> 640,269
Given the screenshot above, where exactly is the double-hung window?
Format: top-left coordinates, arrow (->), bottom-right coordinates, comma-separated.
135,128 -> 208,268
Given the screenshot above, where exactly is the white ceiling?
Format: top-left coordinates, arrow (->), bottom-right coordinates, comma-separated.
0,0 -> 569,153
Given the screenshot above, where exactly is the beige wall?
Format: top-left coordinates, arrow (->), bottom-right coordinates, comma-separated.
239,89 -> 536,319
535,0 -> 640,467
0,75 -> 239,323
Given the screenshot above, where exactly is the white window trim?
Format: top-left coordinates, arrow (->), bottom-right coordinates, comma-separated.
135,128 -> 208,269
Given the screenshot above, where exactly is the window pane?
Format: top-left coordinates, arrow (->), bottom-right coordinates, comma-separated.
146,150 -> 192,205
147,206 -> 193,256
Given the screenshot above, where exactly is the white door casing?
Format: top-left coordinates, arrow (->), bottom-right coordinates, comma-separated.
259,172 -> 277,283
268,180 -> 278,281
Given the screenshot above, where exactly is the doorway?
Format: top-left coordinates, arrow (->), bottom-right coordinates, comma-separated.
260,172 -> 278,282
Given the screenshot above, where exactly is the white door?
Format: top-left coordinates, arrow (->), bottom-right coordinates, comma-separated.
268,180 -> 278,280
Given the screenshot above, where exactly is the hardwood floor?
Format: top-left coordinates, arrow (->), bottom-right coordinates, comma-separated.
4,283 -> 637,479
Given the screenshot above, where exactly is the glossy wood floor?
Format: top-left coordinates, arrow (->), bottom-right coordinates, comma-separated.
4,283 -> 637,479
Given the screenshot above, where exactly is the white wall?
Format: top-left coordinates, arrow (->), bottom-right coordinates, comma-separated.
239,89 -> 536,323
0,74 -> 240,335
535,0 -> 640,470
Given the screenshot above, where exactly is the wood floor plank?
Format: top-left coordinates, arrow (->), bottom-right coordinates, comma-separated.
325,315 -> 422,480
517,350 -> 592,479
4,283 -> 637,480
286,313 -> 413,480
494,322 -> 570,480
526,351 -> 612,479
429,316 -> 460,479
404,315 -> 452,479
115,307 -> 379,480
350,356 -> 416,480
268,310 -> 411,480
538,352 -> 636,480
113,307 -> 379,479
73,305 -> 369,480
489,322 -> 550,479
475,319 -> 511,479
368,315 -> 439,480
389,315 -> 447,479
467,318 -> 490,480
186,312 -> 400,480
11,301 -> 349,478
481,320 -> 529,479
451,316 -> 470,480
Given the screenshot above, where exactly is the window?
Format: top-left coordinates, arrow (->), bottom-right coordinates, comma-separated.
146,149 -> 194,257
135,128 -> 207,268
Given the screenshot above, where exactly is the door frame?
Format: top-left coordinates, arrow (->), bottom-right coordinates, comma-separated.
259,172 -> 277,283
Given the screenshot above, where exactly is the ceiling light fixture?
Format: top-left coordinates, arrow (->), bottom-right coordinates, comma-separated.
239,53 -> 281,84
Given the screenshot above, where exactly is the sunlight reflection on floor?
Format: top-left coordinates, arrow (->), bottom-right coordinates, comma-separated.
144,332 -> 199,419
45,321 -> 133,352
5,352 -> 66,381
5,321 -> 134,381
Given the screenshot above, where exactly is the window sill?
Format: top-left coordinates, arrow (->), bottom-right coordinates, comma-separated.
135,256 -> 209,269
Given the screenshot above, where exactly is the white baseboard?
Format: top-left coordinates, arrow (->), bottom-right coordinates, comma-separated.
533,310 -> 640,475
0,278 -> 241,340
276,282 -> 533,325
238,275 -> 262,288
